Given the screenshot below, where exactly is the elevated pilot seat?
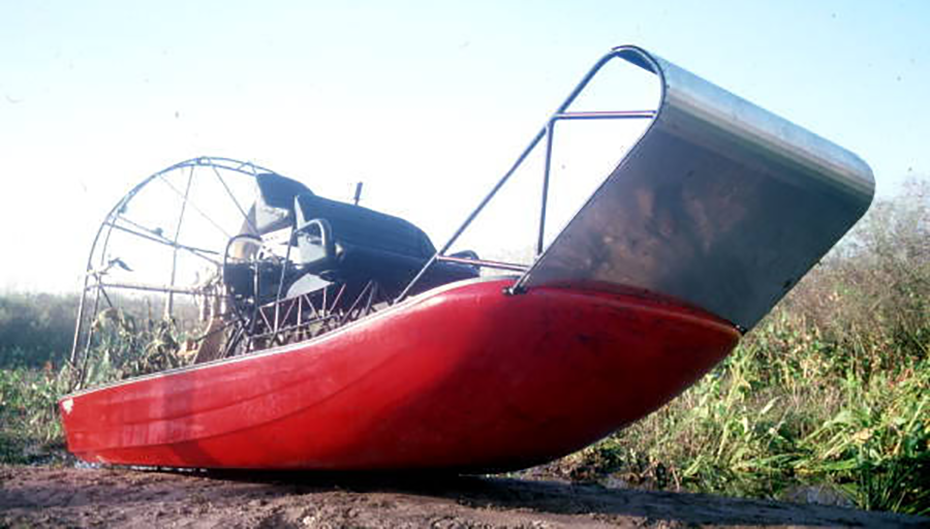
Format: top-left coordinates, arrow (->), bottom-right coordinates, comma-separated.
252,173 -> 478,302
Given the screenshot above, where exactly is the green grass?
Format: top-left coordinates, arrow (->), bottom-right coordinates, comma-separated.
0,365 -> 70,464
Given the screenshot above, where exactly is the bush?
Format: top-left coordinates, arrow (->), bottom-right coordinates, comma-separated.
0,293 -> 79,368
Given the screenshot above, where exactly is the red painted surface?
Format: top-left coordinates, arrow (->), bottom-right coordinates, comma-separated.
59,279 -> 739,471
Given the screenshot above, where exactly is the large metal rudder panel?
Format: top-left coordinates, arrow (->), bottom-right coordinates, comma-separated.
517,46 -> 874,331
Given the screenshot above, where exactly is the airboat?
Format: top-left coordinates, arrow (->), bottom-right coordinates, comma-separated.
58,46 -> 874,471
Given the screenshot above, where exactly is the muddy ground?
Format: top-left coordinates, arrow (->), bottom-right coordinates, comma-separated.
2,465 -> 927,528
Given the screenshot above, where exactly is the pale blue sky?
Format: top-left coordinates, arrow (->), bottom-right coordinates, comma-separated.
2,1 -> 928,291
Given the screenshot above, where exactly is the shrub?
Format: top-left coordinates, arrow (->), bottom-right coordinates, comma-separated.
0,293 -> 79,368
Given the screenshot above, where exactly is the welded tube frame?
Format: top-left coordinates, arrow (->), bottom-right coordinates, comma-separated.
435,255 -> 529,273
395,49 -> 658,303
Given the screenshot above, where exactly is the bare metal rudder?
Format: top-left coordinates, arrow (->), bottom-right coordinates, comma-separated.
401,45 -> 874,332
516,46 -> 873,331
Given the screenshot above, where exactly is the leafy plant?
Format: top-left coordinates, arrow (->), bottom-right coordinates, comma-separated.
76,308 -> 193,389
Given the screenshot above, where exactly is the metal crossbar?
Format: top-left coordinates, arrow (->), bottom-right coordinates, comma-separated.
395,50 -> 658,303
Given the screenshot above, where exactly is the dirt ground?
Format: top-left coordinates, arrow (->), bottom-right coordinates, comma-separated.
2,465 -> 927,528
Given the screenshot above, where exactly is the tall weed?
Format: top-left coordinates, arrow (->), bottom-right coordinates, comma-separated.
77,308 -> 191,389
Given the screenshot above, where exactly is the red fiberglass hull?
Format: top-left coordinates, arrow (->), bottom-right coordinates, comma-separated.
59,279 -> 739,471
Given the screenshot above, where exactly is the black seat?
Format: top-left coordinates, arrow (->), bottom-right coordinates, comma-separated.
253,173 -> 314,233
295,193 -> 435,260
251,173 -> 478,300
293,193 -> 477,298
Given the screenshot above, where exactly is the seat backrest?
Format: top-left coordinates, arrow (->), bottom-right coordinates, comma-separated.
253,172 -> 314,234
292,193 -> 478,298
295,194 -> 436,259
